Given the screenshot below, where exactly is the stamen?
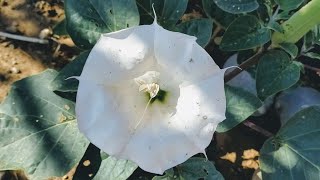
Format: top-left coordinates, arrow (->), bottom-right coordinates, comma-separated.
134,98 -> 152,130
133,83 -> 160,131
132,71 -> 161,132
139,83 -> 160,98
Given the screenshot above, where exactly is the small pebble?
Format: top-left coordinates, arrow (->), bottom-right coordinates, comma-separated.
10,67 -> 20,74
39,28 -> 52,39
83,160 -> 91,166
8,44 -> 14,49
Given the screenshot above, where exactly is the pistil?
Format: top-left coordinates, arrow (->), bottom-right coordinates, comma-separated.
133,72 -> 161,130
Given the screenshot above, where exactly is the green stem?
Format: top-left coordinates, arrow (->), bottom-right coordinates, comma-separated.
272,0 -> 320,46
224,47 -> 265,82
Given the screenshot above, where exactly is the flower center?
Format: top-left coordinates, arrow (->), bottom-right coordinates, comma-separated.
134,71 -> 160,99
133,71 -> 161,131
138,83 -> 160,99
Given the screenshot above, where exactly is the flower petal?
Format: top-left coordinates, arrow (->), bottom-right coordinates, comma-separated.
174,70 -> 227,147
80,25 -> 156,85
154,23 -> 221,83
76,79 -> 148,154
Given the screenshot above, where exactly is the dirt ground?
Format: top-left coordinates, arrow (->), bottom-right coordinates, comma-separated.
0,0 -> 76,102
0,0 -> 286,180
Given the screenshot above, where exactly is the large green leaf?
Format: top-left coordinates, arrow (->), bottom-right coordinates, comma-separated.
220,15 -> 271,51
152,158 -> 224,180
275,0 -> 304,11
174,18 -> 213,47
136,0 -> 188,28
217,85 -> 262,132
65,0 -> 139,49
50,51 -> 90,92
256,50 -> 301,100
0,70 -> 89,179
260,106 -> 320,179
213,0 -> 259,14
202,0 -> 237,28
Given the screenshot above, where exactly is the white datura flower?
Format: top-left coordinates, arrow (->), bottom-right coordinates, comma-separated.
76,15 -> 228,174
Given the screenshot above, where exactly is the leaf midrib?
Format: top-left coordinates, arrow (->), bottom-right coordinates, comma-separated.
136,1 -> 154,19
0,116 -> 74,149
88,0 -> 115,32
286,144 -> 320,171
29,92 -> 75,118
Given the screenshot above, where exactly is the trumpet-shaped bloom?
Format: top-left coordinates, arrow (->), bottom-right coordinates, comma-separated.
76,18 -> 227,174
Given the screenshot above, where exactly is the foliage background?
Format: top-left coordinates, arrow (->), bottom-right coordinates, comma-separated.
0,0 -> 319,179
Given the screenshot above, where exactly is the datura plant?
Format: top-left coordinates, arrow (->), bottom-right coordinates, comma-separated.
1,0 -> 320,179
75,13 -> 228,174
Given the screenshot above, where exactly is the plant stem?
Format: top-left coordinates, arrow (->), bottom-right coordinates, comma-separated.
272,0 -> 320,46
243,120 -> 273,138
304,64 -> 320,75
0,31 -> 49,44
223,48 -> 274,138
211,18 -> 226,30
212,25 -> 222,40
224,47 -> 265,82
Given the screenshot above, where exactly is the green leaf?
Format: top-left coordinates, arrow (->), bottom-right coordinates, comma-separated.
65,0 -> 139,49
275,0 -> 304,11
50,51 -> 90,92
260,106 -> 320,180
152,158 -> 224,180
256,50 -> 301,100
213,0 -> 259,14
278,43 -> 299,58
93,154 -> 137,180
73,144 -> 137,180
303,25 -> 320,51
253,1 -> 273,23
303,31 -> 315,51
136,0 -> 188,28
152,170 -> 173,180
175,18 -> 213,47
267,20 -> 284,33
220,15 -> 271,51
303,52 -> 320,60
217,85 -> 262,132
136,0 -> 212,47
202,0 -> 237,28
274,11 -> 292,20
0,70 -> 89,179
312,25 -> 320,45
294,61 -> 304,74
